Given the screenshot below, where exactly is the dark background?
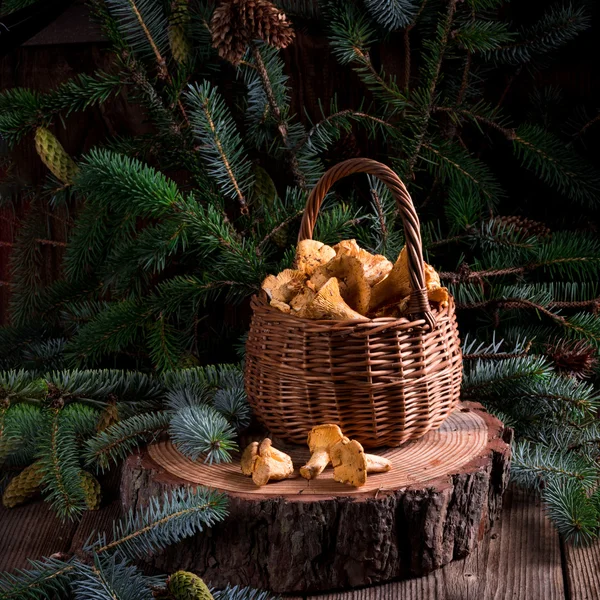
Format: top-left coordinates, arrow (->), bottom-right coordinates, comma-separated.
0,0 -> 599,322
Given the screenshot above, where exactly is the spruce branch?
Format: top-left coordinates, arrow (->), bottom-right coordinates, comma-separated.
70,554 -> 162,600
405,0 -> 458,180
105,0 -> 170,77
248,42 -> 306,190
84,411 -> 170,471
90,486 -> 228,558
37,408 -> 87,520
169,405 -> 238,464
512,124 -> 600,207
185,82 -> 252,212
0,556 -> 75,600
493,4 -> 591,64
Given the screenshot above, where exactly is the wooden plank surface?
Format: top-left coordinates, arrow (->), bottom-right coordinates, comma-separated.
0,485 -> 575,600
303,487 -> 566,600
564,538 -> 600,600
0,502 -> 78,571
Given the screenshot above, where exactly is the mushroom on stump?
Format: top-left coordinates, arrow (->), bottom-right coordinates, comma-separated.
240,439 -> 295,486
330,437 -> 392,487
240,441 -> 259,475
299,424 -> 344,480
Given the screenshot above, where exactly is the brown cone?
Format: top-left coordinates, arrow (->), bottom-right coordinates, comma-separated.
494,215 -> 551,239
211,0 -> 294,65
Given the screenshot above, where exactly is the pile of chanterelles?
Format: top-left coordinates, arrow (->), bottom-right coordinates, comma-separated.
261,239 -> 448,320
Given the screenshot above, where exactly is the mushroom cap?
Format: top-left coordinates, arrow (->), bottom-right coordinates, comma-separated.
270,299 -> 291,313
262,269 -> 306,303
258,438 -> 273,456
259,438 -> 294,469
251,441 -> 294,486
424,262 -> 441,290
290,286 -> 317,313
306,424 -> 344,453
333,239 -> 393,287
299,277 -> 368,321
252,455 -> 272,486
240,441 -> 259,476
330,438 -> 368,487
369,246 -> 442,314
427,286 -> 449,307
309,255 -> 370,315
333,239 -> 361,256
369,246 -> 411,312
294,240 -> 336,276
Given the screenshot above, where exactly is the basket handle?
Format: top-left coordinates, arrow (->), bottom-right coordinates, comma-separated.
298,158 -> 436,329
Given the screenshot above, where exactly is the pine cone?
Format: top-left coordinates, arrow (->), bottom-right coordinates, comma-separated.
2,461 -> 43,508
80,471 -> 102,511
494,215 -> 551,239
244,0 -> 295,49
34,127 -> 78,185
169,0 -> 192,65
211,0 -> 294,66
97,400 -> 119,432
167,571 -> 214,600
547,339 -> 597,380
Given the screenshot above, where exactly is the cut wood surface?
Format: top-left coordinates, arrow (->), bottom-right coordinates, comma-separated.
121,402 -> 512,594
147,403 -> 495,498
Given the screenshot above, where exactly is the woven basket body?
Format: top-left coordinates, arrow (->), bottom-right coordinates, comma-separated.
245,158 -> 463,448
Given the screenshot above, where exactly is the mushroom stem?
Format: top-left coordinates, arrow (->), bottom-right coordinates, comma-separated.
299,449 -> 330,480
300,424 -> 345,481
366,454 -> 392,473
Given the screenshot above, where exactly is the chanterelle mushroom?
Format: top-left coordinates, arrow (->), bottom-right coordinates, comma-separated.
251,438 -> 295,487
330,437 -> 392,487
299,424 -> 344,480
240,441 -> 259,475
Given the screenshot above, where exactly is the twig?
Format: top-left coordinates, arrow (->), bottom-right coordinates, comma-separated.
257,209 -> 304,253
405,0 -> 458,180
250,43 -> 306,191
456,297 -> 565,322
370,187 -> 388,244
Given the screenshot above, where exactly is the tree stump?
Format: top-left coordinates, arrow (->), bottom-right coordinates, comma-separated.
120,402 -> 511,594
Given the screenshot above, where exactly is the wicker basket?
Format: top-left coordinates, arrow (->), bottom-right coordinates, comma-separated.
245,158 -> 463,448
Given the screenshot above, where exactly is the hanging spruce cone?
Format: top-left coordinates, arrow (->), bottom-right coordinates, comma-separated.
166,571 -> 214,600
211,0 -> 294,66
2,461 -> 44,508
97,400 -> 119,432
493,215 -> 551,239
34,127 -> 78,185
80,471 -> 102,510
169,0 -> 192,65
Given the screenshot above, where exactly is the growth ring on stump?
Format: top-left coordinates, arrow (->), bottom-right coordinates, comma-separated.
121,402 -> 511,594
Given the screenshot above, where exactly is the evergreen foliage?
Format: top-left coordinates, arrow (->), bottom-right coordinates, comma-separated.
0,365 -> 249,519
0,0 -> 599,542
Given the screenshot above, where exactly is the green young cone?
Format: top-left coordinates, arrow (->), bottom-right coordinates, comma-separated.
2,461 -> 43,508
34,126 -> 78,184
169,0 -> 191,65
167,571 -> 214,600
80,470 -> 102,510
